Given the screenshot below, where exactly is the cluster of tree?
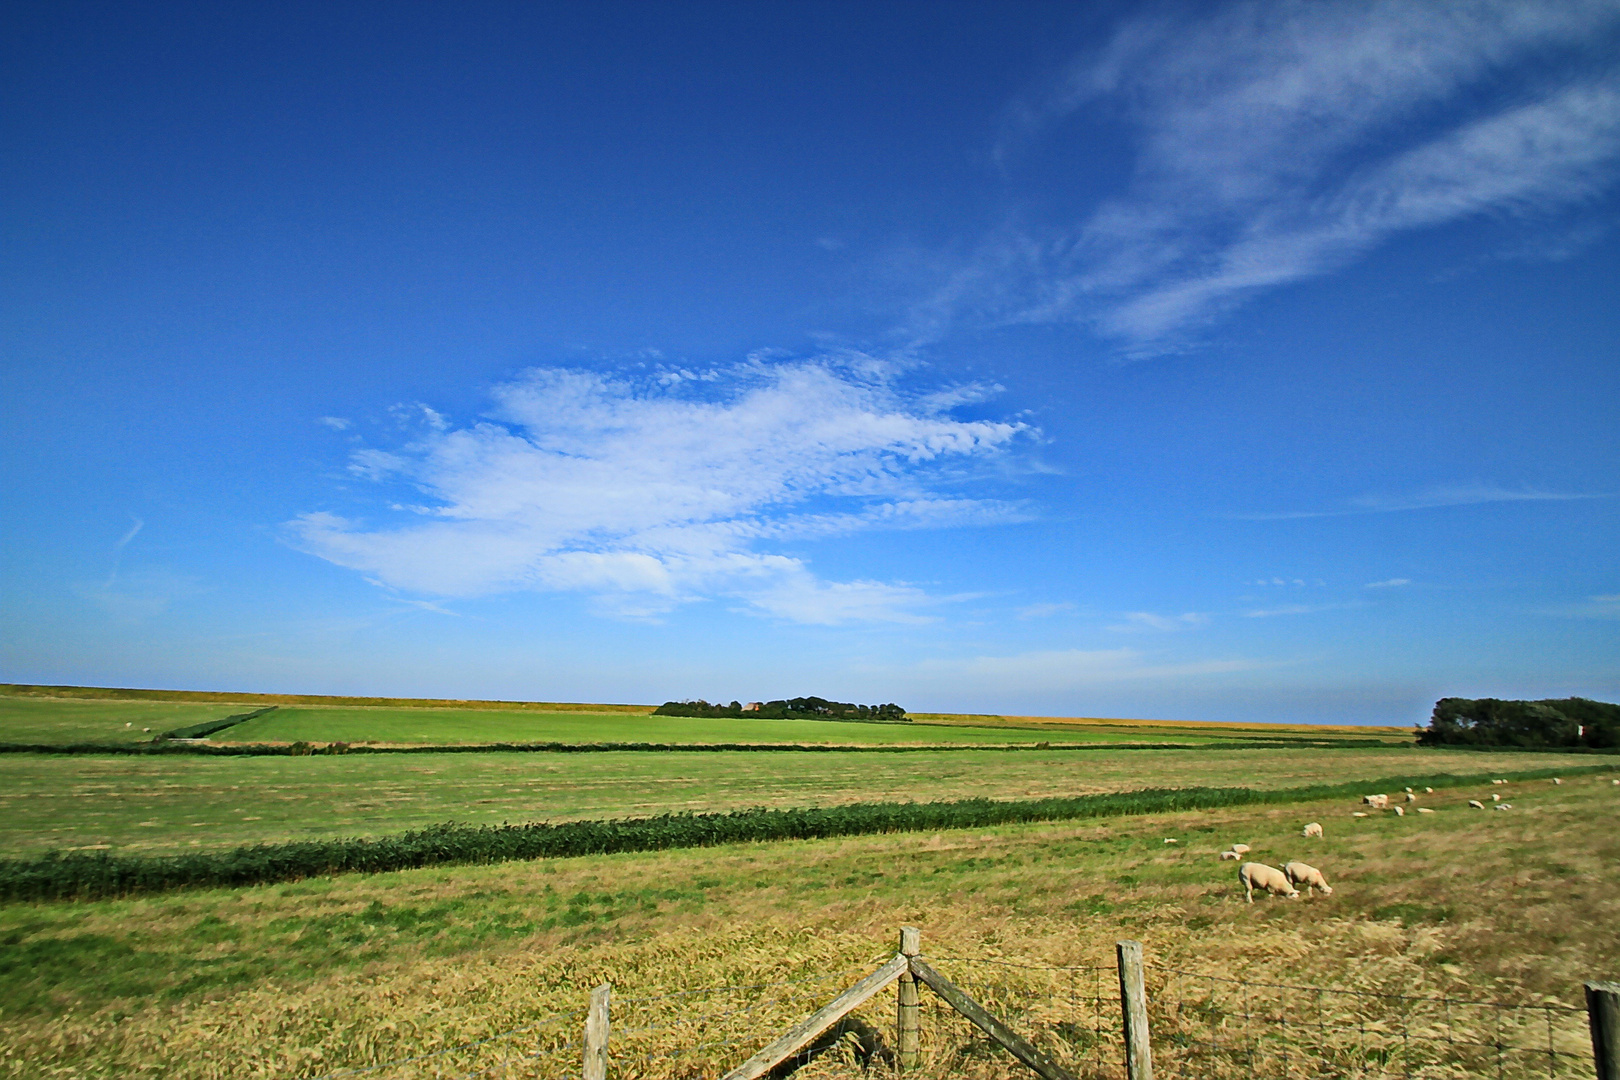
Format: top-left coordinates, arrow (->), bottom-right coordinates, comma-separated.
652,696 -> 909,721
1416,697 -> 1620,748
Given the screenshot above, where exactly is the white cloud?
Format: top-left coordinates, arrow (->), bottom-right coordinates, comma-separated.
952,0 -> 1620,349
318,416 -> 352,431
288,358 -> 1032,622
1018,601 -> 1077,619
1541,593 -> 1620,619
1108,611 -> 1209,632
1365,578 -> 1412,589
1244,601 -> 1362,618
1237,483 -> 1606,520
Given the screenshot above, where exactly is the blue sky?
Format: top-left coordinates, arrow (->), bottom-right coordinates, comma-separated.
3,1 -> 1617,724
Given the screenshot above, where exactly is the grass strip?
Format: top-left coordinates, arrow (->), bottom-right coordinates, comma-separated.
3,763 -> 1611,904
0,738 -> 1424,757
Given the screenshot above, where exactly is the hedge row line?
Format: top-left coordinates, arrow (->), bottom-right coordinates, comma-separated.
3,763 -> 1611,903
0,737 -> 1415,757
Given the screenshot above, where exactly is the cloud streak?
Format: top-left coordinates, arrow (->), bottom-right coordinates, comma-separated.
289,357 -> 1033,621
944,0 -> 1620,349
1235,483 -> 1606,520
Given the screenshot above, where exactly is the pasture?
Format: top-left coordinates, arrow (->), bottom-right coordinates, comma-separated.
2,774 -> 1615,1078
0,744 -> 1582,856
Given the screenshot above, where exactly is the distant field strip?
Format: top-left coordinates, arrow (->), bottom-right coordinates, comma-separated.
0,746 -> 1574,857
3,762 -> 1610,901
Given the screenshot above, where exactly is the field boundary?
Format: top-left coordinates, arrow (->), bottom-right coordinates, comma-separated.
0,736 -> 1426,757
2,763 -> 1611,904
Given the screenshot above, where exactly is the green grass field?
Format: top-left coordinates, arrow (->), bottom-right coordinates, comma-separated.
3,774 -> 1614,1078
0,745 -> 1570,856
4,685 -> 1601,1079
0,697 -> 241,744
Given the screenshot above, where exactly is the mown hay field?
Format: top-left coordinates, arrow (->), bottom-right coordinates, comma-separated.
0,746 -> 1573,856
3,770 -> 1616,1079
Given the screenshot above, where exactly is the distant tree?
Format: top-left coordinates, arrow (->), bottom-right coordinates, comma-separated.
1416,697 -> 1619,747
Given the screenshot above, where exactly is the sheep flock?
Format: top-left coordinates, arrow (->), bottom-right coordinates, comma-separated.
1176,774 -> 1595,905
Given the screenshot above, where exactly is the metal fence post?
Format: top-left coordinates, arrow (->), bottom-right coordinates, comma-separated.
1117,941 -> 1153,1080
1590,981 -> 1620,1080
585,982 -> 611,1080
898,925 -> 921,1070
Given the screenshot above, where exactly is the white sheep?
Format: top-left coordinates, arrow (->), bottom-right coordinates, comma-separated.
1220,850 -> 1240,861
1351,811 -> 1369,818
1301,822 -> 1323,838
1404,787 -> 1413,793
1231,843 -> 1251,854
1283,861 -> 1333,897
1164,838 -> 1179,845
1239,862 -> 1300,903
1468,800 -> 1485,809
1553,778 -> 1563,785
1495,803 -> 1513,811
1416,807 -> 1436,814
1404,792 -> 1416,802
1611,779 -> 1618,786
1425,787 -> 1434,793
1392,805 -> 1405,816
1362,794 -> 1389,808
1492,793 -> 1501,802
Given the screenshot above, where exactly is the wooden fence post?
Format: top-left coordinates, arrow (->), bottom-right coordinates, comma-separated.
1116,941 -> 1153,1080
585,982 -> 611,1080
1590,981 -> 1620,1080
897,925 -> 921,1070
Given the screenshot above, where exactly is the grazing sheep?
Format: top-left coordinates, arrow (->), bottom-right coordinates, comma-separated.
1554,778 -> 1563,785
1239,862 -> 1300,903
1404,792 -> 1416,802
1404,787 -> 1414,793
1283,861 -> 1333,896
1424,787 -> 1434,793
1495,803 -> 1513,811
1611,779 -> 1618,786
1362,794 -> 1390,808
1302,822 -> 1323,838
1468,800 -> 1485,809
1351,812 -> 1369,818
1220,850 -> 1240,861
1492,779 -> 1505,785
1164,838 -> 1178,844
1492,793 -> 1501,802
1392,805 -> 1405,816
1231,843 -> 1251,855
1417,807 -> 1436,814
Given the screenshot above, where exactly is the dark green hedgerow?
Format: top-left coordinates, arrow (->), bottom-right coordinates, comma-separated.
2,764 -> 1612,904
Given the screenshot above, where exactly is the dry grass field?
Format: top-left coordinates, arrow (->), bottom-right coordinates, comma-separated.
3,772 -> 1615,1079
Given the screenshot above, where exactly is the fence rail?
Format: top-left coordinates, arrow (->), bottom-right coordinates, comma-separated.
298,930 -> 1620,1080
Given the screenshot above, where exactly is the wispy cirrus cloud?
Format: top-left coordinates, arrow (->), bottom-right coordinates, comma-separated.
1540,593 -> 1620,619
1108,611 -> 1209,632
288,356 -> 1033,622
924,0 -> 1620,350
1235,483 -> 1606,520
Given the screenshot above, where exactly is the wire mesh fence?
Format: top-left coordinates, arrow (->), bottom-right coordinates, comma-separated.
297,934 -> 1610,1080
907,955 -> 1123,1080
1146,964 -> 1592,1080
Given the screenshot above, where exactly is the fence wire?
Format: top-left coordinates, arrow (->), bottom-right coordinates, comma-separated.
1146,964 -> 1590,1080
307,1010 -> 584,1080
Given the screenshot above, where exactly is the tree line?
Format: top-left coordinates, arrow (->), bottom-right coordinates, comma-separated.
1416,696 -> 1620,748
653,696 -> 909,721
